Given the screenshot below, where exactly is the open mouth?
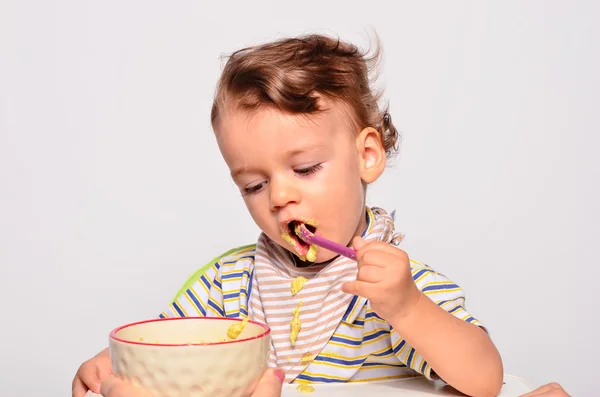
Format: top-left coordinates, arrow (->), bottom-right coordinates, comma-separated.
281,220 -> 318,261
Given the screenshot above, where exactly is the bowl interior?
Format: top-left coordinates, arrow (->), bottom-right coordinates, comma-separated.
112,317 -> 269,346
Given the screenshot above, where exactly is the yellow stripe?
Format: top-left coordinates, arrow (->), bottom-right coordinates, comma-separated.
160,311 -> 169,318
424,287 -> 462,296
346,298 -> 363,322
223,246 -> 255,260
311,361 -> 362,370
221,268 -> 246,276
357,364 -> 408,370
409,259 -> 425,266
348,374 -> 418,383
365,207 -> 374,234
341,321 -> 364,330
221,276 -> 243,284
318,345 -> 392,362
414,356 -> 425,372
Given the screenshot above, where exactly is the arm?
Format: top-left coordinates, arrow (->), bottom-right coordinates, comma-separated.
390,291 -> 503,397
342,237 -> 503,397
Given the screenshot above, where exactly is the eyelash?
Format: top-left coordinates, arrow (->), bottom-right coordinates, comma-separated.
242,163 -> 323,196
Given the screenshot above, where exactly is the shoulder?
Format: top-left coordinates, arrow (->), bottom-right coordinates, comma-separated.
171,244 -> 256,301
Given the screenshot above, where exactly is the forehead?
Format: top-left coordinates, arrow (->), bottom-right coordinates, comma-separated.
215,101 -> 353,163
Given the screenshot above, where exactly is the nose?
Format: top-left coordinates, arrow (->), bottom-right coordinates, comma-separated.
269,176 -> 300,211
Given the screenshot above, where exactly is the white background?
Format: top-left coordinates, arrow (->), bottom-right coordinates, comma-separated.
1,1 -> 598,396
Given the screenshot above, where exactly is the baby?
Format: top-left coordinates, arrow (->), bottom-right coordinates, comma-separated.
73,34 -> 504,397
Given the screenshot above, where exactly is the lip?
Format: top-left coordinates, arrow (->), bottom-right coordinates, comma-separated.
279,217 -> 318,260
279,217 -> 317,235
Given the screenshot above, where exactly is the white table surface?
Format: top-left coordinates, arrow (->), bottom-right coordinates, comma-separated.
86,374 -> 532,396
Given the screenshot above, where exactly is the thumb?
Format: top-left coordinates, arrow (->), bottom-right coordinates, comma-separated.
352,236 -> 367,251
251,368 -> 285,397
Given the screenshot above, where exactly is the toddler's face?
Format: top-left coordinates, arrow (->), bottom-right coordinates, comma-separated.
215,100 -> 384,263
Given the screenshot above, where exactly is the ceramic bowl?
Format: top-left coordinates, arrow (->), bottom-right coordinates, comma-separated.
109,317 -> 271,397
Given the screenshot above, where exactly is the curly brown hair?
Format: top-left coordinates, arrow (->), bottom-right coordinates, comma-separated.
211,33 -> 399,158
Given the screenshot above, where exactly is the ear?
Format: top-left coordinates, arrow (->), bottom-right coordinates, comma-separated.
356,127 -> 386,183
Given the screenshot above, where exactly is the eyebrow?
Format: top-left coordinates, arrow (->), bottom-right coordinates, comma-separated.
230,143 -> 325,178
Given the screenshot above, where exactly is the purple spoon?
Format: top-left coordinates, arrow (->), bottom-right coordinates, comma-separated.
295,223 -> 357,261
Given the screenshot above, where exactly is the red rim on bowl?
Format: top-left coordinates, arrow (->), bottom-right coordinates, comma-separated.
109,317 -> 271,347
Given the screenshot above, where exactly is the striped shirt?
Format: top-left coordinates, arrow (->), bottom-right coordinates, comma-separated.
160,208 -> 482,383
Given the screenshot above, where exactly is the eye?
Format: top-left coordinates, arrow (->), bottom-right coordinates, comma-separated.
243,181 -> 267,195
294,163 -> 323,176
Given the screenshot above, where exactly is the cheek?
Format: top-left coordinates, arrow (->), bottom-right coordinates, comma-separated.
243,196 -> 277,234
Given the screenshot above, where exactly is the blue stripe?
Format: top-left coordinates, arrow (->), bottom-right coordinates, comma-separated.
172,302 -> 185,317
240,307 -> 248,316
366,311 -> 384,321
412,268 -> 434,280
392,340 -> 405,355
200,274 -> 212,290
315,355 -> 366,366
158,313 -> 166,318
362,362 -> 407,368
342,295 -> 359,322
221,268 -> 252,280
222,272 -> 243,280
360,209 -> 372,238
422,283 -> 459,293
186,289 -> 205,316
223,292 -> 239,300
225,312 -> 239,318
330,329 -> 389,346
420,360 -> 428,374
353,319 -> 365,326
373,348 -> 394,357
247,268 -> 254,301
364,329 -> 389,342
449,305 -> 462,314
296,374 -> 344,383
465,316 -> 475,323
329,335 -> 362,346
407,348 -> 416,367
214,279 -> 222,289
207,299 -> 224,317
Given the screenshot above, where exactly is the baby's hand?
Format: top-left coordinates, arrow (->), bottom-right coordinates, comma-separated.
341,237 -> 420,323
72,348 -> 113,397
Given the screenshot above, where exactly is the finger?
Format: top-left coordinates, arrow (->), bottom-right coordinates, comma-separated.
357,250 -> 401,269
341,280 -> 379,299
251,368 -> 285,397
72,375 -> 88,397
352,236 -> 368,251
90,362 -> 114,393
101,375 -> 152,397
520,383 -> 564,396
357,265 -> 385,283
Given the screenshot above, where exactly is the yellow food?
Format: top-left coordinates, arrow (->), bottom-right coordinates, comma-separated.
291,276 -> 308,296
305,245 -> 317,262
296,384 -> 315,393
300,353 -> 316,364
227,318 -> 249,339
281,232 -> 296,248
290,300 -> 302,346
